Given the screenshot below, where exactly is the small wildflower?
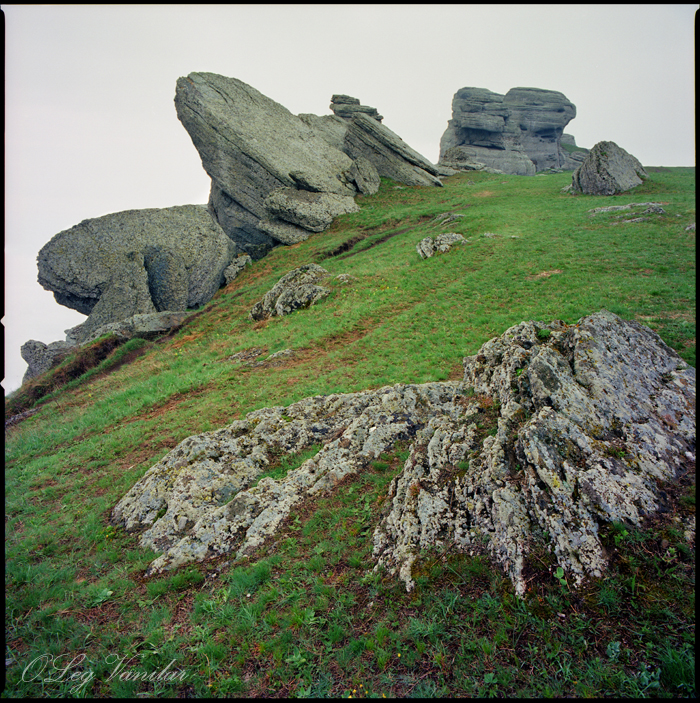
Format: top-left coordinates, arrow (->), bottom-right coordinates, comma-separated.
397,653 -> 401,658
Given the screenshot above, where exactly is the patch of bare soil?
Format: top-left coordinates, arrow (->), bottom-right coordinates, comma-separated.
525,269 -> 563,281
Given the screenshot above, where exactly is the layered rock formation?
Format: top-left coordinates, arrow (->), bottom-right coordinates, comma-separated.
571,141 -> 647,195
439,87 -> 579,175
175,75 -> 441,259
112,311 -> 695,596
37,205 -> 236,344
330,94 -> 383,122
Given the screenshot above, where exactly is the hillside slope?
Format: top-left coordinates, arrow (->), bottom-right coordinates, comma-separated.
5,169 -> 695,698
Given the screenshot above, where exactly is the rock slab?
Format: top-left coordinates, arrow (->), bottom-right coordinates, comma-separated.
571,141 -> 648,195
113,311 -> 695,596
174,73 -> 360,257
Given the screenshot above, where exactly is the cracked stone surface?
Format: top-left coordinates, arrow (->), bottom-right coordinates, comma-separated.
112,311 -> 695,594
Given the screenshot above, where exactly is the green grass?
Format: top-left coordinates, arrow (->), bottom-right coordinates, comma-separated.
4,168 -> 695,697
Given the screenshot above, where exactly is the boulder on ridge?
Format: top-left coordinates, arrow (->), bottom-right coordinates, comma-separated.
571,141 -> 648,195
439,86 -> 578,175
37,204 -> 236,345
112,311 -> 694,597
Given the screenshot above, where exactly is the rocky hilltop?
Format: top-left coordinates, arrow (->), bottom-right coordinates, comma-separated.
439,86 -> 587,175
26,74 -> 441,381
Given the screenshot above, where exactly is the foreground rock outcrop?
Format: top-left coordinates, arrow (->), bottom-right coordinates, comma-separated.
37,205 -> 236,344
112,311 -> 695,595
439,87 -> 580,175
571,141 -> 648,195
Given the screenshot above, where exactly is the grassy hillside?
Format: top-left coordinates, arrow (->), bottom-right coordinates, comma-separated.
5,168 -> 695,698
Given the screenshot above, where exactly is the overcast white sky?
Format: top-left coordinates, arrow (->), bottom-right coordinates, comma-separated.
3,4 -> 696,394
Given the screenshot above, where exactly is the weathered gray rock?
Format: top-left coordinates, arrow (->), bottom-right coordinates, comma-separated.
344,113 -> 443,187
249,264 -> 331,321
416,233 -> 468,259
113,311 -> 694,596
330,94 -> 383,122
374,311 -> 694,594
20,339 -> 76,384
174,73 -> 359,257
223,254 -> 253,285
300,108 -> 439,190
72,311 -> 191,346
571,141 -> 648,195
37,204 -> 237,344
261,188 -> 359,239
112,382 -> 464,575
439,86 -> 577,175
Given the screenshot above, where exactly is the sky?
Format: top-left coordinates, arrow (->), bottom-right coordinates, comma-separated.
3,4 -> 696,394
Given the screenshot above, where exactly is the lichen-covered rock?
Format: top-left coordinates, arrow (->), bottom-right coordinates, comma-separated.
113,311 -> 695,596
20,339 -> 76,384
373,311 -> 694,594
223,254 -> 253,285
249,264 -> 331,321
416,233 -> 467,259
112,382 -> 463,575
571,141 -> 648,195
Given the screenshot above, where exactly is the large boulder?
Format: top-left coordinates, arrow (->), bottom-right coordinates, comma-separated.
113,311 -> 694,596
20,339 -> 76,384
439,86 -> 577,174
249,263 -> 331,321
37,204 -> 236,344
571,141 -> 648,195
174,73 -> 360,258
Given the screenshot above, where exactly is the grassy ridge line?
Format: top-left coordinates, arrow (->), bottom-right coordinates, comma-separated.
4,169 -> 695,698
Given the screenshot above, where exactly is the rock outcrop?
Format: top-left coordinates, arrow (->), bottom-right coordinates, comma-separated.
300,95 -> 443,190
249,263 -> 331,321
439,87 -> 578,175
112,311 -> 695,596
66,311 -> 191,347
37,204 -> 236,344
330,94 -> 383,122
20,339 -> 76,384
571,141 -> 648,195
175,73 -> 362,258
416,233 -> 468,259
